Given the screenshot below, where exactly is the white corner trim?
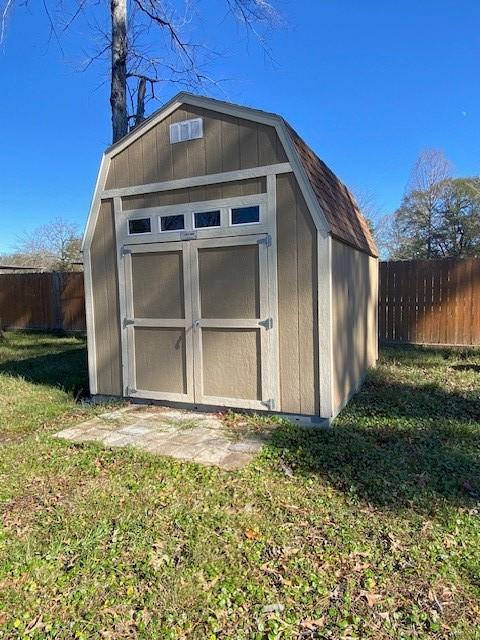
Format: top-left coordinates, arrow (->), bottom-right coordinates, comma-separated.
374,258 -> 379,363
266,173 -> 281,410
330,371 -> 367,422
83,248 -> 98,395
317,232 -> 333,418
82,153 -> 109,251
113,197 -> 130,396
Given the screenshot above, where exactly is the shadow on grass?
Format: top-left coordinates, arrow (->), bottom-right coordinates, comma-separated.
0,347 -> 89,399
269,374 -> 480,512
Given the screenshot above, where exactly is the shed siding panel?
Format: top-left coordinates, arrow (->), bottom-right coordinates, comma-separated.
141,127 -> 159,185
122,178 -> 267,211
90,200 -> 122,396
202,329 -> 262,400
331,240 -> 378,414
296,193 -> 319,415
276,173 -> 318,415
105,106 -> 286,189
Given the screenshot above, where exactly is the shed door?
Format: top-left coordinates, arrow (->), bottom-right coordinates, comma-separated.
123,242 -> 194,402
190,235 -> 273,411
123,235 -> 274,409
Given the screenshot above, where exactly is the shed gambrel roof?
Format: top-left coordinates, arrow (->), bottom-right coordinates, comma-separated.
83,93 -> 377,257
286,124 -> 377,257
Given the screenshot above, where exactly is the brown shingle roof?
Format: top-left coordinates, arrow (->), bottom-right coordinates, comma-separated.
286,123 -> 378,257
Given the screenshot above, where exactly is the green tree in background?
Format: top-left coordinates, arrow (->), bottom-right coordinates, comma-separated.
388,150 -> 480,259
436,178 -> 480,257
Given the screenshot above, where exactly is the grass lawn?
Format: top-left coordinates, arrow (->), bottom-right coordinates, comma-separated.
0,332 -> 479,639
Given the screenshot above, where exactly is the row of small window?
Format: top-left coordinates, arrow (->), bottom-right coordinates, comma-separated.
128,205 -> 260,235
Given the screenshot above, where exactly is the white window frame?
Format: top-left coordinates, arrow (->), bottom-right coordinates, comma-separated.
121,193 -> 268,244
169,118 -> 203,144
192,208 -> 222,230
127,215 -> 152,236
229,204 -> 261,227
158,213 -> 186,234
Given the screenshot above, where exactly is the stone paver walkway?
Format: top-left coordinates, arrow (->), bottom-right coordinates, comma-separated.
55,405 -> 271,470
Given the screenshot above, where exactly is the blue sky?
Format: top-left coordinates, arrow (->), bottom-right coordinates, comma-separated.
0,0 -> 479,253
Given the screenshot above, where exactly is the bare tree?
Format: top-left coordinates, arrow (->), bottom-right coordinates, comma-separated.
351,186 -> 395,257
404,149 -> 453,258
9,218 -> 82,271
352,187 -> 383,230
407,148 -> 453,196
1,0 -> 280,143
390,149 -> 453,259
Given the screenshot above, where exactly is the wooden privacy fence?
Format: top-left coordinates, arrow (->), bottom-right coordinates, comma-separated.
379,258 -> 480,346
0,272 -> 86,332
2,261 -> 479,344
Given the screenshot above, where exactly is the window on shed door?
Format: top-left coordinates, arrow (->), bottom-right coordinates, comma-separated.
160,214 -> 185,232
231,205 -> 260,225
128,218 -> 151,234
194,210 -> 221,228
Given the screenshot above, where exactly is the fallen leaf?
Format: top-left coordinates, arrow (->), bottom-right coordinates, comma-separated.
0,613 -> 6,626
25,615 -> 43,635
262,603 -> 285,614
443,535 -> 457,549
300,617 -> 325,630
349,550 -> 371,558
359,590 -> 383,607
244,528 -> 261,540
280,463 -> 294,478
387,532 -> 402,551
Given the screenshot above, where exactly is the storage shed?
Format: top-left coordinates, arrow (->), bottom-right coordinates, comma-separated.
82,93 -> 378,424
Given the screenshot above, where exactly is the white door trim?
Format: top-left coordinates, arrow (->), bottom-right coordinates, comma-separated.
189,233 -> 275,411
115,174 -> 280,412
122,240 -> 195,403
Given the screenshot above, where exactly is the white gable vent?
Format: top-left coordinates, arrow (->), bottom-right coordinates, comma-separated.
169,117 -> 203,144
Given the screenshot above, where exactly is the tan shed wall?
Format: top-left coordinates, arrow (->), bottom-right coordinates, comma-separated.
105,105 -> 287,190
276,173 -> 319,415
90,200 -> 123,395
331,239 -> 378,414
122,177 -> 266,211
91,108 -> 323,413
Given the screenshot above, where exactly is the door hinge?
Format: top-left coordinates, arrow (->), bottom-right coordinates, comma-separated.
121,246 -> 131,256
259,317 -> 273,330
123,317 -> 134,328
262,399 -> 275,411
258,234 -> 272,247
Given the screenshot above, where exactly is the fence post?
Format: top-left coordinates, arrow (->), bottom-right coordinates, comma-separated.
51,272 -> 63,331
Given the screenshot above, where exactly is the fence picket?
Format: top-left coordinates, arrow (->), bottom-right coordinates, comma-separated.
379,258 -> 480,346
0,272 -> 85,332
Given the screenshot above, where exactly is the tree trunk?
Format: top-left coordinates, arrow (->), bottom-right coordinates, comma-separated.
134,76 -> 147,128
110,0 -> 128,143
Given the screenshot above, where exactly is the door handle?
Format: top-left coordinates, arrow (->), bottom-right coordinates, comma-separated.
193,320 -> 200,328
